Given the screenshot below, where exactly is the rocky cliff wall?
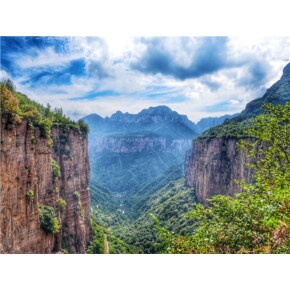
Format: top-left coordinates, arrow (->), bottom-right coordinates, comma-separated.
185,137 -> 253,204
91,136 -> 192,154
0,119 -> 90,253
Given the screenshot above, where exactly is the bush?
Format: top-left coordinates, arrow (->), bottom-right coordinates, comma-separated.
52,159 -> 61,178
56,198 -> 67,212
0,84 -> 22,123
26,190 -> 35,201
38,205 -> 60,234
73,191 -> 81,202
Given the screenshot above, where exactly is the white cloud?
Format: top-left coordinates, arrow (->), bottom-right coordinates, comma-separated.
3,37 -> 290,123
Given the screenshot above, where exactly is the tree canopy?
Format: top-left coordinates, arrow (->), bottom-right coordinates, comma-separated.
157,103 -> 290,254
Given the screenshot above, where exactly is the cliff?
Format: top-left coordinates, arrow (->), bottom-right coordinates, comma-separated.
0,118 -> 90,254
185,137 -> 252,203
185,62 -> 290,203
89,133 -> 192,193
91,135 -> 192,153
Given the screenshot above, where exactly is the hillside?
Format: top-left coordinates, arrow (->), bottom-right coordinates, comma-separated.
112,176 -> 197,253
200,62 -> 290,139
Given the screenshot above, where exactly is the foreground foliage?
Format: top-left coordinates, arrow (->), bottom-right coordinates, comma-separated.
158,103 -> 290,254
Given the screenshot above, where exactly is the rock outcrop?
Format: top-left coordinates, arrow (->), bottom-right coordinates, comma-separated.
185,137 -> 252,204
0,119 -> 90,253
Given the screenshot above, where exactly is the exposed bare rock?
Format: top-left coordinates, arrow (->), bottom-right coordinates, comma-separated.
185,137 -> 253,204
0,119 -> 90,253
91,136 -> 192,153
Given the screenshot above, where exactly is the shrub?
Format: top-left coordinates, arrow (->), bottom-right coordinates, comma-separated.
39,118 -> 52,139
23,104 -> 42,124
0,84 -> 22,123
73,191 -> 81,202
52,159 -> 61,178
26,190 -> 35,201
38,205 -> 60,234
56,198 -> 67,212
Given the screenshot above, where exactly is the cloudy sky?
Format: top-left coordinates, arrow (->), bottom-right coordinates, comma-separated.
1,36 -> 290,122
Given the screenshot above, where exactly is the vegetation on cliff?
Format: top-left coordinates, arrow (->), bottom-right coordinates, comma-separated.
157,103 -> 290,254
0,80 -> 89,141
1,80 -> 90,253
38,205 -> 60,234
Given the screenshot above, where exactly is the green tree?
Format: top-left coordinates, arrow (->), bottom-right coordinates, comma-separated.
3,79 -> 16,92
157,103 -> 290,254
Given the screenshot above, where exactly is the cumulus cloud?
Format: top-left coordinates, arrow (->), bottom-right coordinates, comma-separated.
131,37 -> 232,80
1,36 -> 290,122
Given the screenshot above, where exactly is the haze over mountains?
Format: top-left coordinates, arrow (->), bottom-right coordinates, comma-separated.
83,106 -> 238,194
84,106 -> 238,138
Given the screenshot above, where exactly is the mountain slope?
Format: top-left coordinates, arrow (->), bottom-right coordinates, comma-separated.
112,177 -> 197,253
185,62 -> 290,203
201,63 -> 290,139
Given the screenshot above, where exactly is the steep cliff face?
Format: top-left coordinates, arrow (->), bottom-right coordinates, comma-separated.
89,134 -> 192,193
91,136 -> 192,153
92,136 -> 167,153
0,119 -> 90,253
185,137 -> 252,203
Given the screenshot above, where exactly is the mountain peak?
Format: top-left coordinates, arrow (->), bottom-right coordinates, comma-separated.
282,62 -> 290,76
140,105 -> 173,115
83,113 -> 104,122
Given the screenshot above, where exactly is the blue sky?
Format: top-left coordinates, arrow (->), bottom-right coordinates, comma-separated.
1,36 -> 290,122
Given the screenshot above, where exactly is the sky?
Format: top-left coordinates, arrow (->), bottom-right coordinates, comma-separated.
1,36 -> 290,122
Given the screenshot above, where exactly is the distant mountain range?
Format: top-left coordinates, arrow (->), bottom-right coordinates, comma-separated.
83,105 -> 238,194
83,105 -> 238,138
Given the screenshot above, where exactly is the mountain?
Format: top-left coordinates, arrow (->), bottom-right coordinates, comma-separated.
194,113 -> 239,134
238,62 -> 290,120
185,62 -> 290,203
84,105 -> 198,139
84,105 -> 238,195
83,106 -> 198,194
109,63 -> 290,253
0,82 -> 91,253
